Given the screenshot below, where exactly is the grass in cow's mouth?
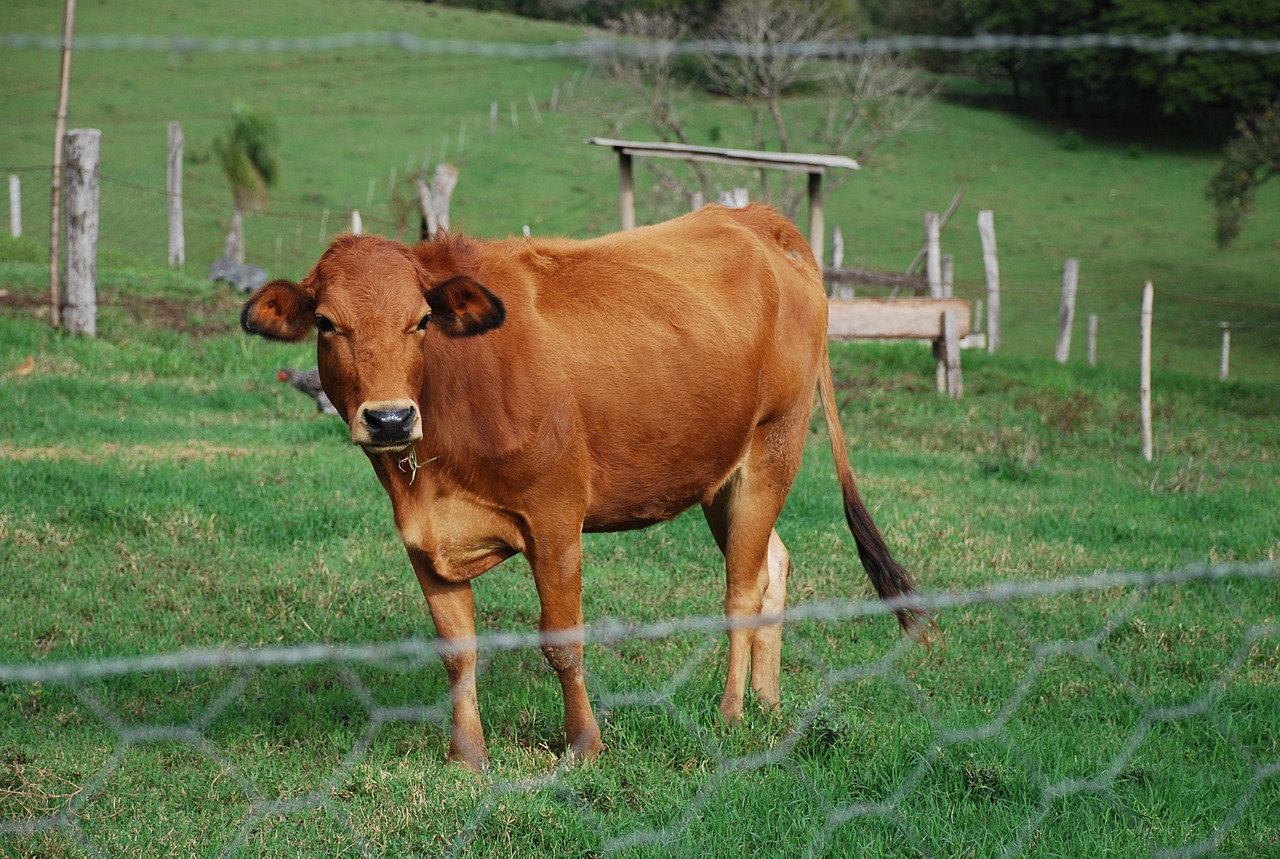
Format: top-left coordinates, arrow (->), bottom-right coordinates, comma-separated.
396,447 -> 436,484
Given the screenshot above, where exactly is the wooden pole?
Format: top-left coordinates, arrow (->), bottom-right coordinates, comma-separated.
907,188 -> 963,274
1140,281 -> 1154,462
8,175 -> 20,238
618,152 -> 635,231
350,209 -> 362,236
490,101 -> 498,137
1219,322 -> 1230,381
1056,258 -> 1079,363
941,253 -> 954,298
943,310 -> 963,398
808,171 -> 825,270
167,121 -> 184,268
62,128 -> 99,337
1087,313 -> 1098,367
977,210 -> 1000,353
924,211 -> 941,297
48,0 -> 78,329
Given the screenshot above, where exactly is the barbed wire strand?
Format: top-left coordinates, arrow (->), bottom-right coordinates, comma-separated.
2,31 -> 1280,59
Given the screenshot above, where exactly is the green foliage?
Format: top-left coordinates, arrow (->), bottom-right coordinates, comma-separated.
894,0 -> 1280,120
211,103 -> 281,212
1207,98 -> 1280,248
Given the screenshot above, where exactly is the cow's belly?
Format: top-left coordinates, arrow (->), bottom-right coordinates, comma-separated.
580,424 -> 750,532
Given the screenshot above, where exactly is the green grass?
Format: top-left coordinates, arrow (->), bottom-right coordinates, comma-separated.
2,2 -> 1280,854
2,0 -> 1279,383
1,240 -> 1278,856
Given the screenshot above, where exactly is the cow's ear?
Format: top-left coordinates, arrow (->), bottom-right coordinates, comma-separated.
425,276 -> 506,337
241,279 -> 317,342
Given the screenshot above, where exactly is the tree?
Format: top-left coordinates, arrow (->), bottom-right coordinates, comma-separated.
904,0 -> 1280,119
596,0 -> 936,217
213,104 -> 280,213
1207,99 -> 1280,249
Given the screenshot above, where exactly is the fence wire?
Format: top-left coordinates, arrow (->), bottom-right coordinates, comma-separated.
2,561 -> 1277,857
3,31 -> 1280,59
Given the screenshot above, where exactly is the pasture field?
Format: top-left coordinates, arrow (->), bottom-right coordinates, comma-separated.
3,0 -> 1280,383
1,234 -> 1278,856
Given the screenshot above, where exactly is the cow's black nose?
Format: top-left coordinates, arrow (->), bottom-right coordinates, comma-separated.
363,407 -> 416,442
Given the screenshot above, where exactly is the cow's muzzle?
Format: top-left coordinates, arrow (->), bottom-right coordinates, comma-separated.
352,400 -> 423,452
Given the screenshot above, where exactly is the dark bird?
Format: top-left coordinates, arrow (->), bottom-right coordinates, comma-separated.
278,367 -> 339,416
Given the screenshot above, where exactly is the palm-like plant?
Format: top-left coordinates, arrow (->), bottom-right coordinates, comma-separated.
213,104 -> 280,213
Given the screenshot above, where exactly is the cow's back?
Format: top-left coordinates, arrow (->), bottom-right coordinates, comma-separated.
524,205 -> 829,528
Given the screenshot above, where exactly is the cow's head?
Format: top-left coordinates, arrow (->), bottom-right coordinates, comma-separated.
241,235 -> 505,453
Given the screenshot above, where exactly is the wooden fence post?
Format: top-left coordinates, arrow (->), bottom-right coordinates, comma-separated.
1087,313 -> 1098,367
350,209 -> 363,236
1219,322 -> 1230,381
977,210 -> 1000,353
944,310 -> 963,398
8,175 -> 19,238
941,253 -> 954,298
167,121 -> 184,268
417,163 -> 459,240
1140,281 -> 1154,462
618,152 -> 635,231
924,211 -> 941,297
224,208 -> 244,265
62,128 -> 100,337
1056,258 -> 1079,363
490,101 -> 498,137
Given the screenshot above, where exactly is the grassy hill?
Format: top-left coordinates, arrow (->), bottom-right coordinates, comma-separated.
0,244 -> 1277,854
1,8 -> 1278,851
2,0 -> 1279,382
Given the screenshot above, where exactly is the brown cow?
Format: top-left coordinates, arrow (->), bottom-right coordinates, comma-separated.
241,203 -> 927,770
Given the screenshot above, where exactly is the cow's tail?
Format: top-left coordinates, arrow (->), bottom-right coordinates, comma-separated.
817,351 -> 936,643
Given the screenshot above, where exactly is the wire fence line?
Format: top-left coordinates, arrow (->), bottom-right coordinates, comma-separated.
1,560 -> 1275,684
2,560 -> 1277,856
3,31 -> 1280,59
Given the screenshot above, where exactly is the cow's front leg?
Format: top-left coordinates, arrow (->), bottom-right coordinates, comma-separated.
528,533 -> 602,760
408,549 -> 488,770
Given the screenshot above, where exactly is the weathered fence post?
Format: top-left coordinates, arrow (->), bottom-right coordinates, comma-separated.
1056,258 -> 1079,363
941,253 -> 954,298
944,310 -> 962,398
417,163 -> 459,240
490,101 -> 498,137
1087,313 -> 1098,367
63,128 -> 100,337
618,153 -> 635,231
224,208 -> 245,266
1219,322 -> 1230,381
924,211 -> 941,297
719,188 -> 749,208
350,209 -> 363,236
1140,281 -> 1154,462
830,226 -> 852,298
167,121 -> 184,268
8,175 -> 19,238
977,210 -> 1000,354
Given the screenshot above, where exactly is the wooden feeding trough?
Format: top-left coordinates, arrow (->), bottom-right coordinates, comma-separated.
585,137 -> 859,268
827,297 -> 972,398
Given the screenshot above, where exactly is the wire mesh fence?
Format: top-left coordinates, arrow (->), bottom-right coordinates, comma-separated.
2,561 -> 1277,857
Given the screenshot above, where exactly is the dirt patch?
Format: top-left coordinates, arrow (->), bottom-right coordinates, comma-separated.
0,289 -> 242,337
0,441 -> 259,466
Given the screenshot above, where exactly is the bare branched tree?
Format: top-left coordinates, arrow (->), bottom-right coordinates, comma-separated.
595,0 -> 937,220
702,0 -> 835,205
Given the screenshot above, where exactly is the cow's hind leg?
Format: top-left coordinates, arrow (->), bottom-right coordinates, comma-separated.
703,421 -> 803,720
753,530 -> 791,706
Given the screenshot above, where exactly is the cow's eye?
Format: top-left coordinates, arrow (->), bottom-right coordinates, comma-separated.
315,315 -> 336,334
416,313 -> 431,332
